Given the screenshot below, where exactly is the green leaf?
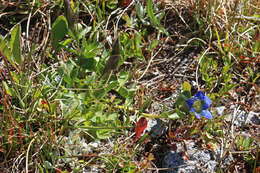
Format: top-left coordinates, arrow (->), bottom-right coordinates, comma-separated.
146,0 -> 168,36
106,0 -> 118,10
82,41 -> 100,59
148,39 -> 158,51
105,80 -> 118,92
51,15 -> 68,50
168,113 -> 180,119
183,81 -> 191,92
118,87 -> 128,98
122,14 -> 131,27
93,88 -> 106,99
2,81 -> 13,96
60,38 -> 73,46
11,71 -> 19,83
33,88 -> 41,99
77,26 -> 92,40
0,36 -> 16,69
79,56 -> 96,71
11,24 -> 22,66
237,136 -> 254,150
136,2 -> 145,19
118,71 -> 128,87
96,129 -> 114,139
175,91 -> 190,112
139,97 -> 152,113
135,133 -> 149,144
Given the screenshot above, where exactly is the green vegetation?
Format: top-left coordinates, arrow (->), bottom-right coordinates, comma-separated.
0,0 -> 259,172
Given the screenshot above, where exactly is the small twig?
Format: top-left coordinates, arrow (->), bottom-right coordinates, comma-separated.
138,46 -> 163,80
168,3 -> 191,31
115,0 -> 136,33
26,137 -> 36,173
147,163 -> 196,170
26,0 -> 36,51
231,106 -> 240,139
105,8 -> 121,32
31,62 -> 59,78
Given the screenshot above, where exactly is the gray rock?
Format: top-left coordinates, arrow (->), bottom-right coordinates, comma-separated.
146,118 -> 167,139
226,109 -> 259,127
214,106 -> 225,116
163,151 -> 186,172
246,111 -> 259,125
163,141 -> 217,173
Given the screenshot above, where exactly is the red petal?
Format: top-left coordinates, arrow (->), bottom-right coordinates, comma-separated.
133,117 -> 148,143
41,99 -> 47,105
120,0 -> 132,8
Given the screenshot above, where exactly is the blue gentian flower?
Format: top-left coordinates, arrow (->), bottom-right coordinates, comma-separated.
186,91 -> 212,119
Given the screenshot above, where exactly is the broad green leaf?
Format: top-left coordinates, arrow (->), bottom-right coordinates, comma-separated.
0,36 -> 11,60
77,26 -> 92,40
136,2 -> 145,19
118,71 -> 128,87
82,41 -> 100,59
11,24 -> 23,66
51,15 -> 68,50
175,91 -> 190,113
79,56 -> 96,71
183,81 -> 191,92
105,80 -> 118,92
118,87 -> 128,98
147,0 -> 168,35
0,36 -> 17,70
93,88 -> 106,99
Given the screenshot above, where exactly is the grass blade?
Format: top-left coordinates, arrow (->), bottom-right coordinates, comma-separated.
11,24 -> 22,67
146,0 -> 168,36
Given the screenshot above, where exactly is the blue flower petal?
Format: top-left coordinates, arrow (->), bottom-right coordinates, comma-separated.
194,111 -> 201,119
186,98 -> 195,109
201,110 -> 212,119
194,91 -> 205,100
202,95 -> 212,109
187,91 -> 213,120
189,108 -> 195,113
